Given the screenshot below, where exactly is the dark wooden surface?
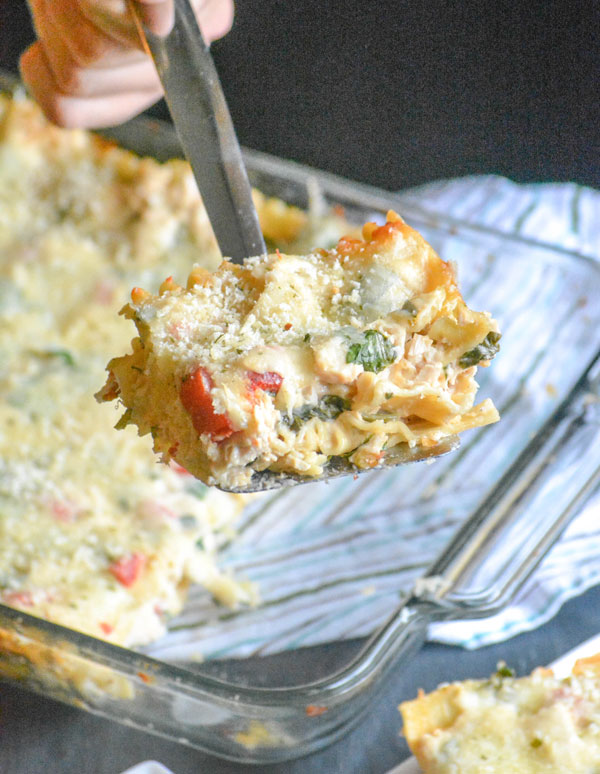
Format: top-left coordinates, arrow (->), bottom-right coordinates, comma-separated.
0,2 -> 599,772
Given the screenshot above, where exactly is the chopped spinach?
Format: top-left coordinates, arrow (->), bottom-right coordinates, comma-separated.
186,481 -> 208,500
362,413 -> 396,423
346,329 -> 396,372
32,348 -> 76,367
495,663 -> 515,678
459,331 -> 501,368
287,395 -> 350,431
486,661 -> 516,688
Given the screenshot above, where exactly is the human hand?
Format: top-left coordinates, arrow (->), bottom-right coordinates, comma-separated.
20,0 -> 234,129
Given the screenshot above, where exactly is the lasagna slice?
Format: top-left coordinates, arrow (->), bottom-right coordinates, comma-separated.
400,656 -> 600,773
98,212 -> 500,490
0,94 -> 256,648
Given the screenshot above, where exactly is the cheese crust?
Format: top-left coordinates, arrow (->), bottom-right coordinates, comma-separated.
400,657 -> 600,773
0,92 -> 365,647
0,94 -> 262,647
100,215 -> 500,489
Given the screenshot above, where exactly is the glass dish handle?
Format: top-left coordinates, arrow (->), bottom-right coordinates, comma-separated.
425,353 -> 600,615
355,353 -> 600,681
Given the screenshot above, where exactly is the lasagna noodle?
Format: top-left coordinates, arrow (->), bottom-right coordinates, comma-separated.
100,213 -> 500,489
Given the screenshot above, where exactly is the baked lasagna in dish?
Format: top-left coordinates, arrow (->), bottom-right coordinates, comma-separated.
400,656 -> 600,773
0,92 -> 263,647
0,91 -> 362,647
99,212 -> 500,490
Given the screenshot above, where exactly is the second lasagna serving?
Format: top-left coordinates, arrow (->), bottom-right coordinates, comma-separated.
99,212 -> 500,490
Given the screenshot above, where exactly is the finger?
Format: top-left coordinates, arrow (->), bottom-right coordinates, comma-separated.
48,48 -> 160,99
32,2 -> 159,97
41,0 -> 141,68
32,6 -> 159,98
132,1 -> 174,38
132,0 -> 234,41
20,43 -> 162,128
191,0 -> 234,42
79,0 -> 145,51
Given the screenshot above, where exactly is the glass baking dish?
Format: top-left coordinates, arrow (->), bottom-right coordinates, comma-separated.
2,70 -> 600,763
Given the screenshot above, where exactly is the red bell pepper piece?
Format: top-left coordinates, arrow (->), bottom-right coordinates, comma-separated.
180,367 -> 234,440
247,370 -> 283,395
109,552 -> 146,587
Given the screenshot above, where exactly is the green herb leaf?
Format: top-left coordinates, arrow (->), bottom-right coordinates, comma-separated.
459,331 -> 501,368
187,481 -> 208,500
319,395 -> 350,418
362,413 -> 396,423
345,330 -> 396,372
32,348 -> 76,367
287,395 -> 351,431
495,663 -> 515,678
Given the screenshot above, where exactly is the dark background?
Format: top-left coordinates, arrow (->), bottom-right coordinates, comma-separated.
1,0 -> 598,191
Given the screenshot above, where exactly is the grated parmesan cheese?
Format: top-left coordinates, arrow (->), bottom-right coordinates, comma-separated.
0,93 -> 362,648
100,214 -> 500,489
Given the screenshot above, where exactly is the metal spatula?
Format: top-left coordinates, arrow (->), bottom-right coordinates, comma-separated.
128,0 -> 461,491
220,435 -> 460,493
128,0 -> 265,262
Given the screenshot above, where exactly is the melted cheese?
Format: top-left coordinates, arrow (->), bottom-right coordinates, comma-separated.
0,94 -> 261,647
0,92 -> 362,646
101,215 -> 500,489
400,658 -> 600,773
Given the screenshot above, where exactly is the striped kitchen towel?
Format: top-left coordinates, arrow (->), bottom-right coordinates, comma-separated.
145,176 -> 600,660
399,176 -> 600,647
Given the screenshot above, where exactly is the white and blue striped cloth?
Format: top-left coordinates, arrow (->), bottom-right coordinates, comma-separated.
398,176 -> 600,648
145,176 -> 600,661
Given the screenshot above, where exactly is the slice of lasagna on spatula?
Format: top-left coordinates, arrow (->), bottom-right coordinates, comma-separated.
97,212 -> 500,491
